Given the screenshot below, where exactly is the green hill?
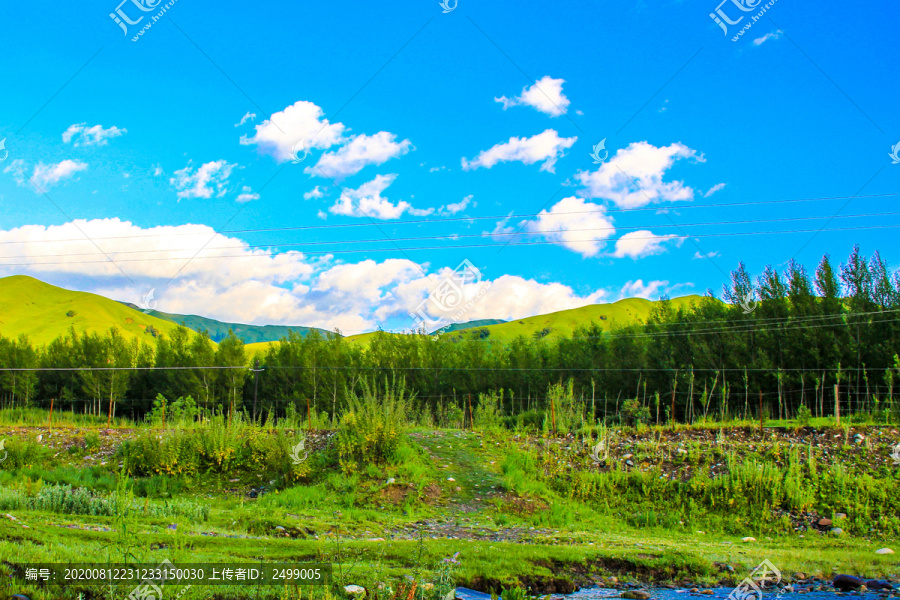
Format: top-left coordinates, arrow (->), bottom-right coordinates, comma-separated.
122,306 -> 331,344
346,296 -> 704,346
0,275 -> 182,346
450,295 -> 704,342
430,318 -> 507,334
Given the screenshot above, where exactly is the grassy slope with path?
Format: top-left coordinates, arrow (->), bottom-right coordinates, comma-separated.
1,418 -> 899,600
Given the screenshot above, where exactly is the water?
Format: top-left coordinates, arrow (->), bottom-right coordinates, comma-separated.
456,587 -> 892,600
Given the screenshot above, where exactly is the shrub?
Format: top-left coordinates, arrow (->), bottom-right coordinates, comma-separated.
336,378 -> 410,475
796,405 -> 812,428
621,398 -> 650,426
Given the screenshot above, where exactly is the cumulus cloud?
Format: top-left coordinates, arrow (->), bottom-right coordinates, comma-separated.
62,123 -> 126,146
239,100 -> 346,162
495,76 -> 570,117
304,186 -> 327,200
329,174 -> 433,219
462,129 -> 576,173
0,218 -> 612,333
307,131 -> 411,180
234,111 -> 256,127
170,160 -> 237,200
236,185 -> 260,203
576,141 -> 702,208
613,230 -> 683,259
620,279 -> 670,300
519,196 -> 615,257
439,195 -> 473,215
5,159 -> 89,192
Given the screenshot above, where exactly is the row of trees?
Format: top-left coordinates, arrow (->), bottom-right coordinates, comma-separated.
1,245 -> 899,425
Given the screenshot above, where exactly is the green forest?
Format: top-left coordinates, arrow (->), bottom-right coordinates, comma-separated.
2,245 -> 900,426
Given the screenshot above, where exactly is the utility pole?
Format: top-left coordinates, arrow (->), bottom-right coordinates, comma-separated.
251,359 -> 264,422
834,384 -> 840,426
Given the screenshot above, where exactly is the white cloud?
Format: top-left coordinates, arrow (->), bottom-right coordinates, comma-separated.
152,164 -> 164,177
304,186 -> 327,200
329,174 -> 432,219
307,131 -> 411,180
62,123 -> 126,146
620,279 -> 670,300
236,185 -> 260,203
613,230 -> 682,259
24,160 -> 89,191
239,100 -> 346,162
429,166 -> 447,173
170,160 -> 237,200
693,250 -> 719,260
234,111 -> 257,127
440,195 -> 473,215
495,76 -> 570,117
576,141 -> 701,208
0,218 -> 612,333
753,30 -> 782,46
704,183 -> 726,197
462,129 -> 577,173
521,196 -> 615,257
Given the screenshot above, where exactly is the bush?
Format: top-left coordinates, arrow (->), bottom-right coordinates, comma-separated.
796,405 -> 812,428
336,378 -> 410,475
621,398 -> 650,426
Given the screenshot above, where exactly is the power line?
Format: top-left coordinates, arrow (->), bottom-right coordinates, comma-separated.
1,192 -> 897,247
4,222 -> 900,266
6,210 -> 900,261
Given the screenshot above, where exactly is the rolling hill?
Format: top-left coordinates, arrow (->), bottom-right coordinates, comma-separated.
122,305 -> 331,344
0,275 -> 182,346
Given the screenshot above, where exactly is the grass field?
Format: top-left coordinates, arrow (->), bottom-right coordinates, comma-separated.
1,408 -> 898,600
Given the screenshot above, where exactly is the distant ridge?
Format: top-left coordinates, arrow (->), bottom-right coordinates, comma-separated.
120,304 -> 332,344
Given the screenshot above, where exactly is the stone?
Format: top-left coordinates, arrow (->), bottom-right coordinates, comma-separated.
741,537 -> 756,542
700,591 -> 714,595
833,575 -> 865,590
835,512 -> 847,519
831,527 -> 844,536
818,518 -> 833,527
275,526 -> 286,531
620,592 -> 650,600
345,585 -> 366,595
447,477 -> 455,482
876,548 -> 894,555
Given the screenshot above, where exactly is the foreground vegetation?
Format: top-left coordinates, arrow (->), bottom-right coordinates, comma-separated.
0,391 -> 898,600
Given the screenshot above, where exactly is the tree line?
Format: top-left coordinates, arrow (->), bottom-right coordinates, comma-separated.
1,245 -> 899,425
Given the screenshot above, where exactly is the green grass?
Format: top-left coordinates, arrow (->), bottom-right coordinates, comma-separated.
1,411 -> 899,600
0,274 -> 181,346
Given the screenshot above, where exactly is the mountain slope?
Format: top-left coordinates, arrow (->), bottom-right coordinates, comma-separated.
454,295 -> 704,342
0,275 -> 182,346
123,306 -> 331,344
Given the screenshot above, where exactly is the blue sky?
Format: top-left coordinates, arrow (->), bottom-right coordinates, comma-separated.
0,0 -> 898,333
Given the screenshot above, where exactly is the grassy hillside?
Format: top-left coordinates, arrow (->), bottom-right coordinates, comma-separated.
0,275 -> 182,346
345,296 -> 704,346
453,295 -> 704,342
124,306 -> 331,344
